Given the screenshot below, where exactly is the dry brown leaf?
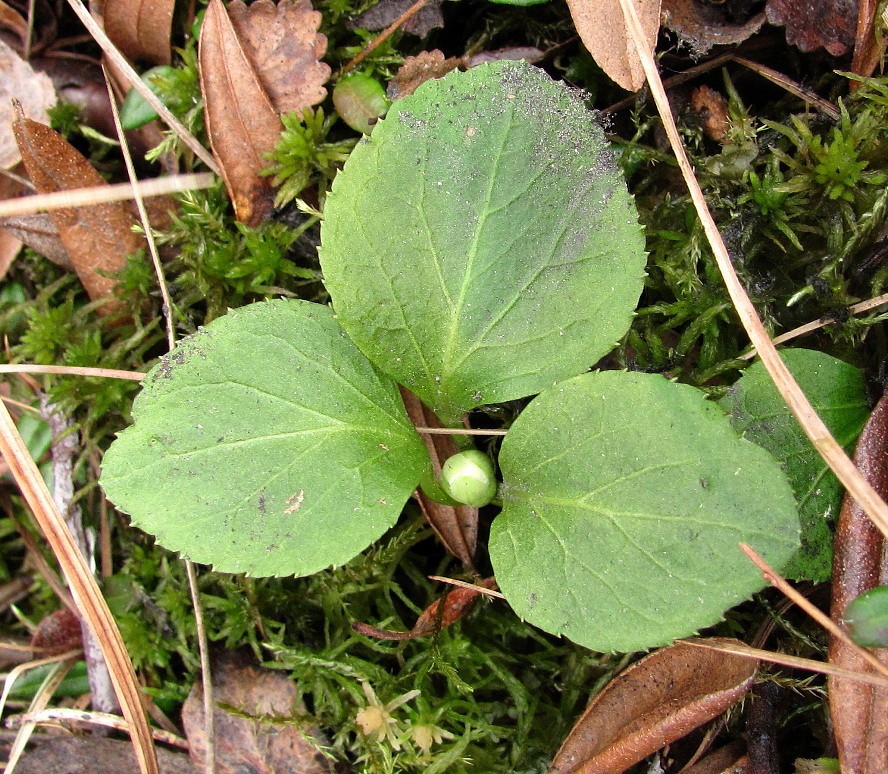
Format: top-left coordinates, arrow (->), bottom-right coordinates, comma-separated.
199,0 -> 282,226
353,577 -> 497,640
829,392 -> 888,774
765,0 -> 858,56
681,741 -> 748,774
227,0 -> 330,115
0,1 -> 29,48
550,638 -> 758,773
16,737 -> 191,774
182,651 -> 337,773
0,169 -> 27,278
661,0 -> 766,54
349,0 -> 444,37
12,116 -> 142,313
30,606 -> 82,656
103,0 -> 174,65
388,50 -> 460,100
566,0 -> 662,92
0,213 -> 73,269
0,38 -> 56,169
400,387 -> 477,568
462,46 -> 546,68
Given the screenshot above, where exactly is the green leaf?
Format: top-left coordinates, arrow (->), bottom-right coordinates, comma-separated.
720,349 -> 869,581
490,371 -> 800,653
320,61 -> 646,424
101,300 -> 428,577
845,585 -> 888,647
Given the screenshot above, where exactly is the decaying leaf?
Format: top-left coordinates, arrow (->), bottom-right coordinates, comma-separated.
766,0 -> 858,56
566,0 -> 662,92
387,50 -> 460,100
462,46 -> 546,68
550,639 -> 758,773
662,0 -> 766,54
0,38 -> 56,169
227,0 -> 330,115
0,212 -> 73,270
353,578 -> 496,640
16,737 -> 191,774
400,388 -> 477,568
12,116 -> 142,313
182,651 -> 337,773
348,0 -> 444,37
850,0 -> 884,87
30,606 -> 82,656
829,393 -> 888,774
103,0 -> 175,65
681,741 -> 748,774
199,0 -> 283,225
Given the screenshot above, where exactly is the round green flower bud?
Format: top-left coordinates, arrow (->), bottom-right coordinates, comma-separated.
439,450 -> 497,507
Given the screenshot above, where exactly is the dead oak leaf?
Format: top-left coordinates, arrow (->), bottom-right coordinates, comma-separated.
766,0 -> 858,56
228,0 -> 330,115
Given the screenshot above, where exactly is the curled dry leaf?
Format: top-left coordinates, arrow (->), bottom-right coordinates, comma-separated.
661,0 -> 766,54
12,116 -> 142,313
182,650 -> 336,773
766,0 -> 858,57
227,0 -> 330,115
462,46 -> 546,68
850,0 -> 884,88
30,606 -> 82,656
829,392 -> 888,774
400,387 -> 477,568
199,0 -> 282,225
681,741 -> 748,774
387,50 -> 460,100
103,0 -> 174,65
566,0 -> 662,92
550,638 -> 757,773
0,212 -> 74,270
0,38 -> 56,169
348,0 -> 444,38
353,577 -> 497,640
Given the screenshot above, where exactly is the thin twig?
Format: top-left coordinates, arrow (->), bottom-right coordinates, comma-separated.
0,173 -> 216,218
103,66 -> 216,774
428,575 -> 505,599
414,427 -> 508,436
104,66 -> 176,351
63,0 -> 219,174
10,707 -> 189,749
738,292 -> 888,359
618,0 -> 888,541
342,0 -> 430,74
0,365 -> 145,381
733,56 -> 840,120
681,637 -> 888,689
740,543 -> 888,680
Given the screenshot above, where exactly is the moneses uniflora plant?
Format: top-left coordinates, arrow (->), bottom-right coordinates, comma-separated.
102,61 -> 808,653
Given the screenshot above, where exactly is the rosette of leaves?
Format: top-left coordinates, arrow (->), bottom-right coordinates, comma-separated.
102,62 -> 800,652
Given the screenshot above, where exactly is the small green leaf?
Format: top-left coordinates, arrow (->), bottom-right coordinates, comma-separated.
101,300 -> 428,577
333,74 -> 390,134
720,349 -> 869,581
320,61 -> 646,424
119,66 -> 177,130
490,371 -> 800,653
845,586 -> 888,647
